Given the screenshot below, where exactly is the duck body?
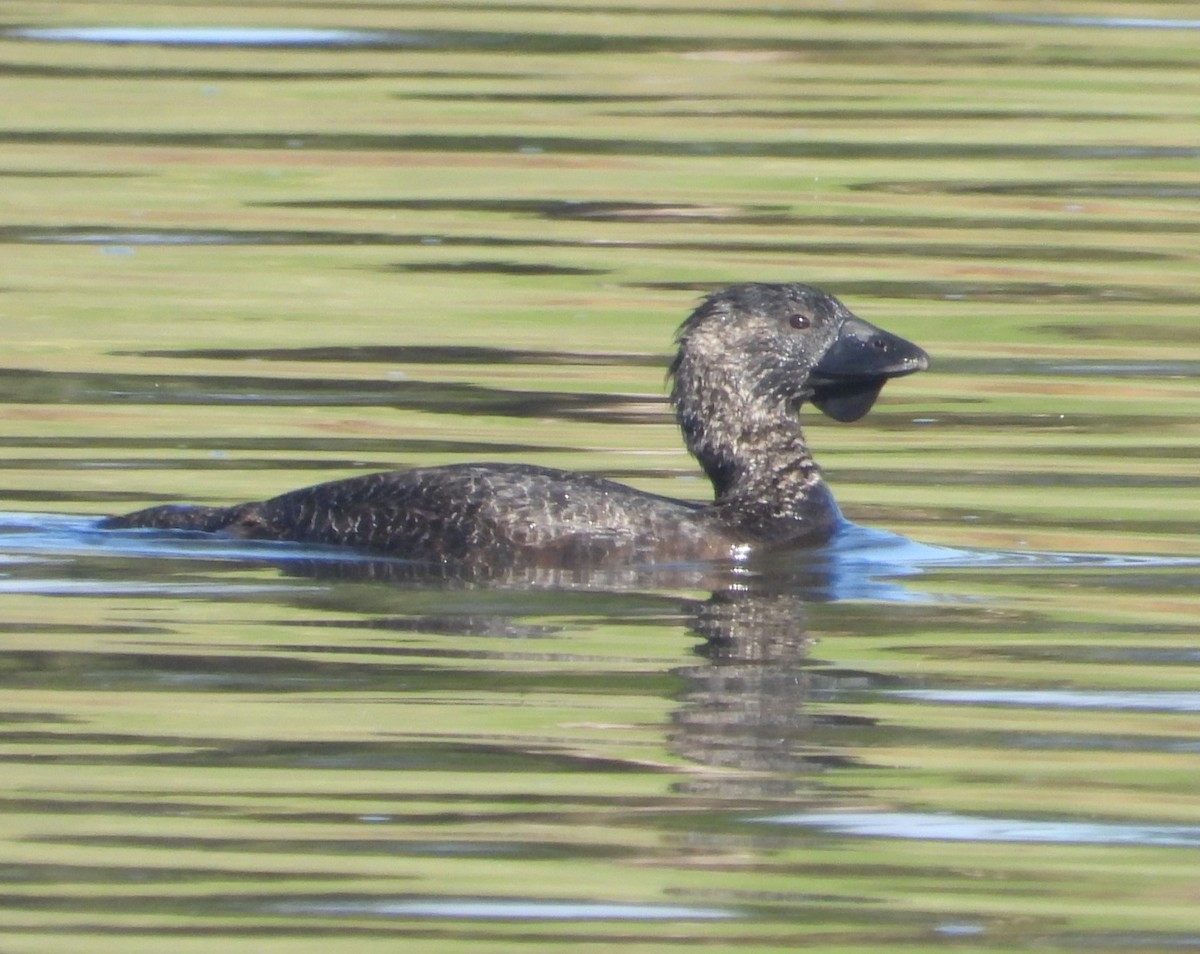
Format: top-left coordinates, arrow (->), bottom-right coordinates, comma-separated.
103,283 -> 927,568
114,464 -> 751,567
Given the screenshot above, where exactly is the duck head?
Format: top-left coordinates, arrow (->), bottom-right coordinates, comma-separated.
673,282 -> 929,423
669,283 -> 928,501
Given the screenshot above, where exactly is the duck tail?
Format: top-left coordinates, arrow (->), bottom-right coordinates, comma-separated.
98,503 -> 243,533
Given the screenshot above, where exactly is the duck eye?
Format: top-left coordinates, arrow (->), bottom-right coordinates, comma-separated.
787,313 -> 811,330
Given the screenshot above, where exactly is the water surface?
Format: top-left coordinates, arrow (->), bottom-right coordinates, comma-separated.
1,3 -> 1199,951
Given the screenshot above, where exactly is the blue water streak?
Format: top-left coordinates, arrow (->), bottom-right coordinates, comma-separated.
761,811 -> 1200,847
4,26 -> 423,48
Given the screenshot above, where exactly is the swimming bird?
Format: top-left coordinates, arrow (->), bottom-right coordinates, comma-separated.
102,283 -> 928,569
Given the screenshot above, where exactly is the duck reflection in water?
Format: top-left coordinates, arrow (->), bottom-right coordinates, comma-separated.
252,554 -> 903,796
102,282 -> 928,570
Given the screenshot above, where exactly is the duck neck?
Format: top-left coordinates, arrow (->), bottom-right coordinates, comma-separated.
672,366 -> 838,540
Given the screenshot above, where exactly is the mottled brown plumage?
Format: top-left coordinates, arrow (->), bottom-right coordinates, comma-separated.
102,283 -> 928,569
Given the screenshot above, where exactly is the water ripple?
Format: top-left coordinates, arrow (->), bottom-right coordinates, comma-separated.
824,523 -> 1200,573
0,513 -> 1194,599
995,16 -> 1200,31
4,27 -> 426,48
268,896 -> 737,920
893,690 -> 1200,712
762,811 -> 1200,847
3,130 -> 1198,162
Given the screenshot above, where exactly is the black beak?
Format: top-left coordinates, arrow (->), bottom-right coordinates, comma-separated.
809,314 -> 929,422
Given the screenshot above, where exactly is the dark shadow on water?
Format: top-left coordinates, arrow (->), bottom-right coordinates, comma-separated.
2,130 -> 1198,163
393,260 -> 607,276
0,225 -> 1174,268
0,168 -> 136,179
264,196 -> 1200,236
0,434 -> 571,454
0,62 -> 532,82
634,279 -> 1200,306
622,107 -> 1143,122
262,197 -> 792,225
0,366 -> 662,424
116,343 -> 664,368
399,92 -> 734,104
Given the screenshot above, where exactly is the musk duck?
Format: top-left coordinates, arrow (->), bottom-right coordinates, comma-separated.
102,283 -> 928,569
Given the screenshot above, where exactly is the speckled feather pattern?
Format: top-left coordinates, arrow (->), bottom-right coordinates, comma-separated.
104,283 -> 925,568
271,465 -> 725,562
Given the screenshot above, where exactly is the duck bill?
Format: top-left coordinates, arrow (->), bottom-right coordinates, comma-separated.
809,314 -> 929,422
